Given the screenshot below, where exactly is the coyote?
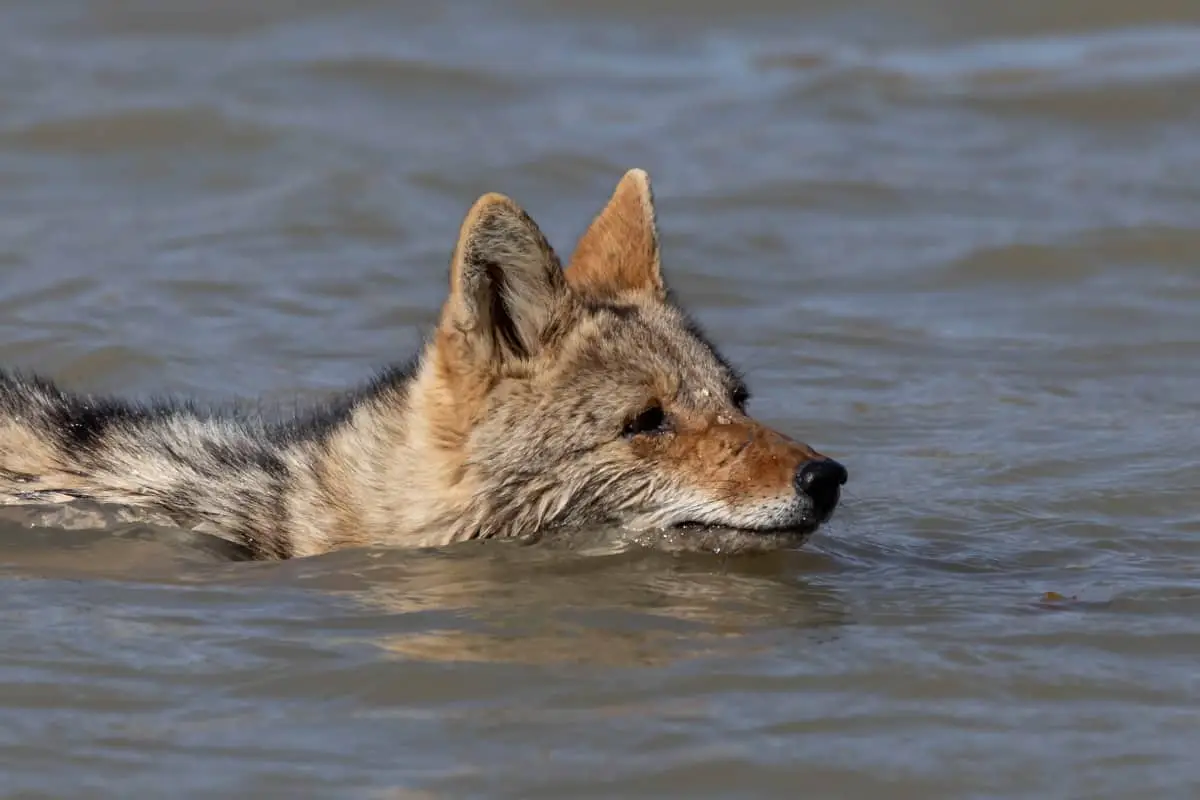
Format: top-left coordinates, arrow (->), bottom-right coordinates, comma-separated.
0,170 -> 847,559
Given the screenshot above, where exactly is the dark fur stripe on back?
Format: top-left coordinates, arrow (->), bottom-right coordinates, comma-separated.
0,362 -> 418,558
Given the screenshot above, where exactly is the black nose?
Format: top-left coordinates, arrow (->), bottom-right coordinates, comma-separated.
794,458 -> 848,521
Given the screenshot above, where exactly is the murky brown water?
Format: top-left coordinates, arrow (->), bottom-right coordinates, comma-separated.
1,1 -> 1199,797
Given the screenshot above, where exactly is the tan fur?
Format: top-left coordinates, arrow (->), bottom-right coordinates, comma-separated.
568,168 -> 665,300
0,170 -> 845,559
0,419 -> 58,483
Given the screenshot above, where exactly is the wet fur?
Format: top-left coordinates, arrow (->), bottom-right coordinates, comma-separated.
0,170 -> 840,559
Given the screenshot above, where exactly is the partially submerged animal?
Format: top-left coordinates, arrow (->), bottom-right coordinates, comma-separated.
0,169 -> 847,559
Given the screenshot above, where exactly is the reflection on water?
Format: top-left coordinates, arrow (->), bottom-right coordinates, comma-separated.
347,544 -> 850,667
0,519 -> 849,669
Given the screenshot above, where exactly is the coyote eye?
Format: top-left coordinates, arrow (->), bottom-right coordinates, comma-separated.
623,404 -> 669,437
732,385 -> 749,411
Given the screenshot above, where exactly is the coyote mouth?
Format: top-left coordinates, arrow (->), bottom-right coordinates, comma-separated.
649,521 -> 819,555
669,520 -> 819,536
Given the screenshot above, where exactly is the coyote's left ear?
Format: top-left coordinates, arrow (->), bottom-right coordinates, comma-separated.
441,192 -> 568,362
566,168 -> 665,300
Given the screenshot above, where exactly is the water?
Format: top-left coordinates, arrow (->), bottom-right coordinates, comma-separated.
1,1 -> 1198,796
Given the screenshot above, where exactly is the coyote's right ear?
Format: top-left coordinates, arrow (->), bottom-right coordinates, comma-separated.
440,193 -> 568,364
566,168 -> 665,300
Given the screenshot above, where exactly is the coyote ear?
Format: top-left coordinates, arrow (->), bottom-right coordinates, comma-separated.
566,168 -> 665,300
441,192 -> 568,361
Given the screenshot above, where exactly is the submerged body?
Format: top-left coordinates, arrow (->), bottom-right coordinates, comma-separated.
0,170 -> 847,559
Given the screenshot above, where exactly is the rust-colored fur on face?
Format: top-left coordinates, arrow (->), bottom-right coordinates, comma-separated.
0,170 -> 846,559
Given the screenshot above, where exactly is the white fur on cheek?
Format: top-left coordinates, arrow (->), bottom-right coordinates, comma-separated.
620,488 -> 814,532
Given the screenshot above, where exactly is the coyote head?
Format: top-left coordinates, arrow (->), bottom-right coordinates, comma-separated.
410,169 -> 846,549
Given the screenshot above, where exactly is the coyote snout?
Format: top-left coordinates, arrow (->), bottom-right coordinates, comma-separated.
0,167 -> 848,559
616,400 -> 848,539
795,458 -> 850,523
